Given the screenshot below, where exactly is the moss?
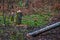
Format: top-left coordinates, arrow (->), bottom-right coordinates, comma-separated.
10,32 -> 24,40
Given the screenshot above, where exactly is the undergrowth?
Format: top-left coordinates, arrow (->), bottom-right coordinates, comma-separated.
0,12 -> 51,27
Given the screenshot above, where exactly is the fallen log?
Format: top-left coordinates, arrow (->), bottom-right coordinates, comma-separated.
27,22 -> 60,37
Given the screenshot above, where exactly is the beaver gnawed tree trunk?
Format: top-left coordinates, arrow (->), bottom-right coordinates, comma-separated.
16,10 -> 23,25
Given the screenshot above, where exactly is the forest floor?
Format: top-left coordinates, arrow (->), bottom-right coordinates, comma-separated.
0,22 -> 60,40
26,22 -> 60,40
0,12 -> 60,40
